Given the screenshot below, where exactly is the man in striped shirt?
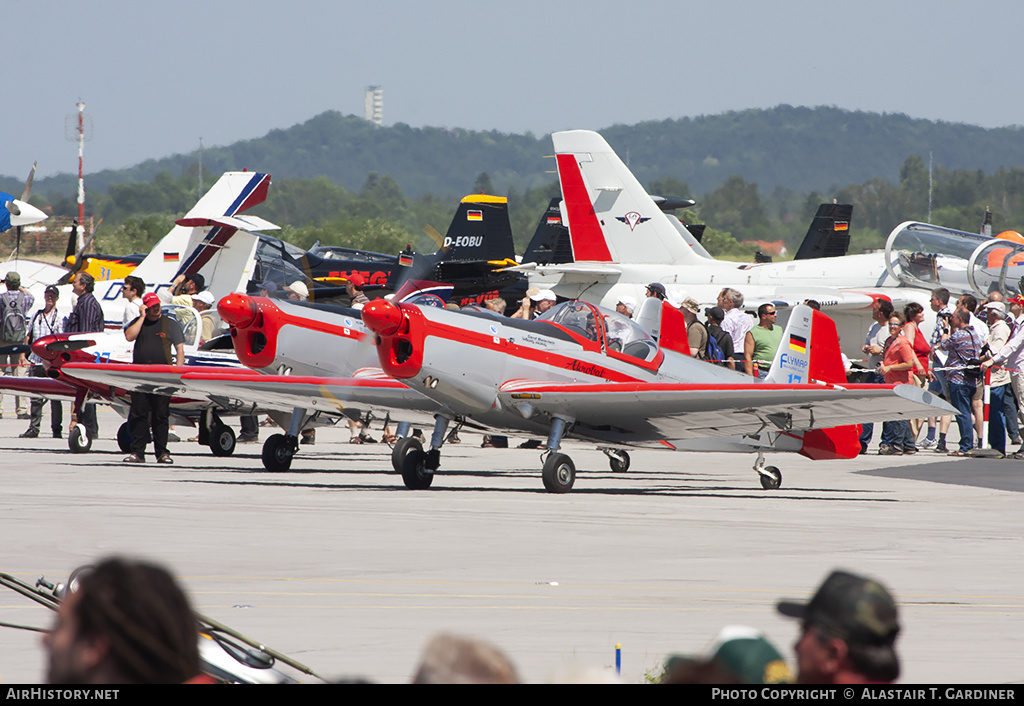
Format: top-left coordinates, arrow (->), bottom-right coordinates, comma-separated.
66,273 -> 105,443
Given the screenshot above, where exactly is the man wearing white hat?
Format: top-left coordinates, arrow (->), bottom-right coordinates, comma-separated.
512,288 -> 556,319
285,281 -> 309,302
615,295 -> 637,318
192,290 -> 219,344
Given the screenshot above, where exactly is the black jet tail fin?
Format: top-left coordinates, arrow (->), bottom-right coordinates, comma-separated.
521,198 -> 574,265
434,194 -> 516,263
793,203 -> 853,260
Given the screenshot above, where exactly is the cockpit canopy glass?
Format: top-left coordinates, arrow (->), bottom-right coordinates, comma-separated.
537,301 -> 657,360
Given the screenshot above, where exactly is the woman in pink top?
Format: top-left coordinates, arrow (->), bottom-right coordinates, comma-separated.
878,313 -> 918,454
903,302 -> 931,440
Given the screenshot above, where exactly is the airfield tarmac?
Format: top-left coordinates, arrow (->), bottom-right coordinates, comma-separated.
0,407 -> 1021,684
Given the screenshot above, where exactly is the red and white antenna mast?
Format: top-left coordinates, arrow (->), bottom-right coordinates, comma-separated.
65,100 -> 93,246
75,101 -> 86,224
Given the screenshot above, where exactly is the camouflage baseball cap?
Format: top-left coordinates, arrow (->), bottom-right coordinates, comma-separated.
5,271 -> 20,287
777,570 -> 900,647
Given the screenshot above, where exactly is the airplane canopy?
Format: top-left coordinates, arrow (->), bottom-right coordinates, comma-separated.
885,221 -> 1024,297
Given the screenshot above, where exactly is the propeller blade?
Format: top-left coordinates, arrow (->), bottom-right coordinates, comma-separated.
64,221 -> 79,267
44,339 -> 93,352
423,224 -> 446,251
20,162 -> 37,202
69,219 -> 102,275
0,344 -> 30,356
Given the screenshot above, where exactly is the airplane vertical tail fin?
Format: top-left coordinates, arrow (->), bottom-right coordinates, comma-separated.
765,305 -> 847,385
131,172 -> 271,285
552,130 -> 706,266
767,304 -> 860,459
792,203 -> 854,260
521,197 -> 574,265
635,298 -> 691,356
433,194 -> 516,263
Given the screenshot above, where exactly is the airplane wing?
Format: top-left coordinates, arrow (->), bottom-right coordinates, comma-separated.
59,363 -> 439,419
175,215 -> 280,232
508,262 -> 623,277
180,371 -> 438,417
495,380 -> 955,442
0,376 -> 80,400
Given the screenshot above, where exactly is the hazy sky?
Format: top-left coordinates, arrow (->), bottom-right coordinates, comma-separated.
8,0 -> 1024,180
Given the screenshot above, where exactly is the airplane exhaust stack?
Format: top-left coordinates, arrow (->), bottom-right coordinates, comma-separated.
218,293 -> 258,328
362,299 -> 404,337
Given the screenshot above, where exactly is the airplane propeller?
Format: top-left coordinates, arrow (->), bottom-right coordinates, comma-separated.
4,162 -> 45,262
43,339 -> 93,353
422,224 -> 446,251
57,218 -> 103,285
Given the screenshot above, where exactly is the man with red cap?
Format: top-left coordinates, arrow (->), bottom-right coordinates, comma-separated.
346,274 -> 369,307
123,293 -> 185,464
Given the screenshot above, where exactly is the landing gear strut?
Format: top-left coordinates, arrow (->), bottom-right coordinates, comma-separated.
753,452 -> 782,490
539,416 -> 576,493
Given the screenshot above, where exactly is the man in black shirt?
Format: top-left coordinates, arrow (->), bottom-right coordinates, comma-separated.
123,293 -> 185,463
66,273 -> 105,444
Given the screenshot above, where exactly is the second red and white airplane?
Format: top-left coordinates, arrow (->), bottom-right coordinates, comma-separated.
358,296 -> 952,492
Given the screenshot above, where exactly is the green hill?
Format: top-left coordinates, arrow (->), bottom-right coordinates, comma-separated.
22,105 -> 1024,201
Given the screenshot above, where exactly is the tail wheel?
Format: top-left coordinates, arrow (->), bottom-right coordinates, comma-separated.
391,436 -> 423,473
209,424 -> 236,457
608,450 -> 630,473
68,425 -> 92,454
261,433 -> 295,472
759,466 -> 782,490
542,453 -> 576,493
401,448 -> 434,490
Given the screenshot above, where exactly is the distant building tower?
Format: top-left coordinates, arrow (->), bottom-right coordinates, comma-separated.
364,86 -> 383,126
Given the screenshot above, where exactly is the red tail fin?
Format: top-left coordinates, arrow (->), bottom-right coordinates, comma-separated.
801,308 -> 861,459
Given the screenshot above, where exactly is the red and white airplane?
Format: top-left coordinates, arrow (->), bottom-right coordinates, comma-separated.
357,296 -> 952,492
513,130 -> 1024,359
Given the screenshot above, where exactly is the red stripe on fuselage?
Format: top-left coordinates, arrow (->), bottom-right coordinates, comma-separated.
556,153 -> 613,262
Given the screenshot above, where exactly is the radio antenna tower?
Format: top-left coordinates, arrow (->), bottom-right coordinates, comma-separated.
65,101 -> 93,240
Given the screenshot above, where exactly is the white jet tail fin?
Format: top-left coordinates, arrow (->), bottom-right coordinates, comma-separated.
552,130 -> 707,266
131,171 -> 271,285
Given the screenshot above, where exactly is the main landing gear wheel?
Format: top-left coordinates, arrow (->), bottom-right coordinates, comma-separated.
401,448 -> 434,490
608,450 -> 630,473
116,422 -> 151,454
262,433 -> 296,472
759,466 -> 782,490
68,425 -> 92,453
391,436 -> 423,473
117,422 -> 131,453
542,453 -> 576,493
209,424 -> 236,457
